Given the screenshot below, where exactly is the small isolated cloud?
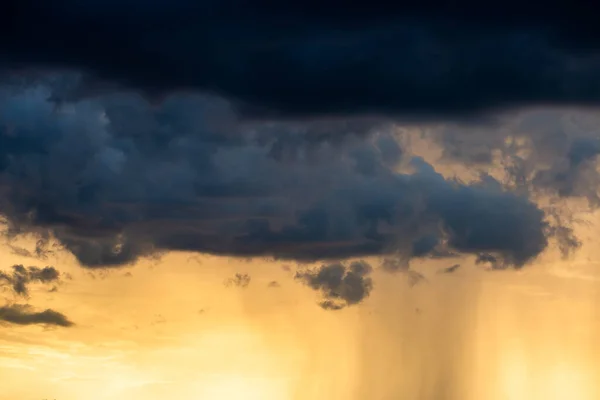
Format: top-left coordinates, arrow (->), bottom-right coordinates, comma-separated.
295,260 -> 373,310
224,273 -> 251,288
0,264 -> 62,297
7,238 -> 56,260
475,253 -> 511,270
267,281 -> 280,288
0,304 -> 73,327
439,264 -> 461,274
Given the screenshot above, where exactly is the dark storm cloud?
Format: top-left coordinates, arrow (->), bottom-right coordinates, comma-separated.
3,1 -> 600,118
295,260 -> 373,309
0,265 -> 61,297
0,304 -> 73,327
0,81 -> 550,268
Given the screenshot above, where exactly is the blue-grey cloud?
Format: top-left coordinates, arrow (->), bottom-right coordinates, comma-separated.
0,80 -> 551,269
0,264 -> 61,297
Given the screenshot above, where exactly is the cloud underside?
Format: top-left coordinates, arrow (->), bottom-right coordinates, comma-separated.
0,80 -> 554,269
3,1 -> 600,118
0,304 -> 73,327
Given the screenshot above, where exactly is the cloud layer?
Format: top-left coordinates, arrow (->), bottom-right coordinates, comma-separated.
3,1 -> 600,118
0,80 -> 550,268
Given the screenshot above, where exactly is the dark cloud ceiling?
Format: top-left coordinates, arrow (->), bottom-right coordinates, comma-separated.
2,1 -> 600,118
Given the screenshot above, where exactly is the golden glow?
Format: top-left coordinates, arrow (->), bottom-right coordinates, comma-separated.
183,328 -> 294,400
499,352 -> 596,400
193,374 -> 289,400
0,244 -> 599,400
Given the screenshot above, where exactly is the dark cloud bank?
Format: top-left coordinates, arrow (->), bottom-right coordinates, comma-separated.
0,80 -> 551,272
3,1 -> 600,118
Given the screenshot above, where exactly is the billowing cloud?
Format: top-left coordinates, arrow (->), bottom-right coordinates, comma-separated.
0,304 -> 73,327
0,81 -> 551,269
0,264 -> 61,297
295,260 -> 374,309
3,2 -> 600,118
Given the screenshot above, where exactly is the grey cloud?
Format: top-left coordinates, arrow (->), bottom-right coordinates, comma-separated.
0,79 -> 550,269
412,109 -> 600,259
532,137 -> 600,203
295,260 -> 373,309
224,273 -> 251,288
0,304 -> 74,327
0,264 -> 61,297
7,237 -> 55,260
428,110 -> 600,205
439,264 -> 461,274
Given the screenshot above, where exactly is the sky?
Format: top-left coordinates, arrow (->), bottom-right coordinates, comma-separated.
2,2 -> 600,400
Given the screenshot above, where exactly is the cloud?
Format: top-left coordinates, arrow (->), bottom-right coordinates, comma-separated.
405,270 -> 427,287
295,260 -> 373,309
439,264 -> 461,274
475,253 -> 507,270
3,2 -> 600,118
0,264 -> 61,297
7,237 -> 55,260
0,304 -> 73,327
0,81 -> 553,269
531,137 -> 600,203
425,109 -> 600,205
224,273 -> 251,288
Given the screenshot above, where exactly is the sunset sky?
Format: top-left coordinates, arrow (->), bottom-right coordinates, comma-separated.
2,2 -> 600,400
